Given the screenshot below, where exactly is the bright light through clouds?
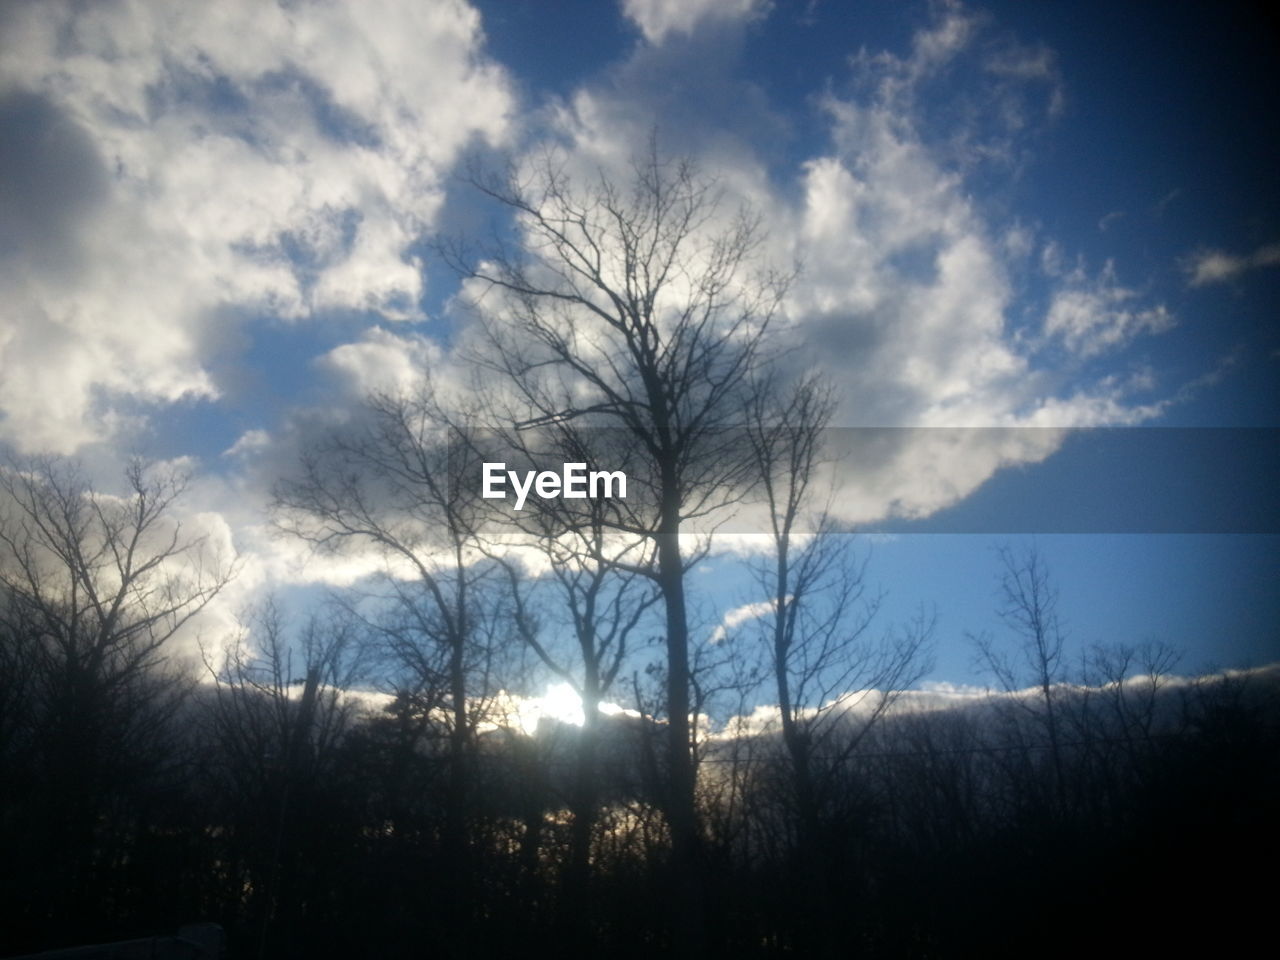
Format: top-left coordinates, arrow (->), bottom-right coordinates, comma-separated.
518,682 -> 586,735
509,683 -> 633,735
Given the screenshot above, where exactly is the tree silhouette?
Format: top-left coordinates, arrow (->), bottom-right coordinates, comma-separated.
202,599 -> 366,957
271,384 -> 504,946
450,140 -> 792,947
742,374 -> 933,955
970,543 -> 1069,818
497,497 -> 659,928
0,455 -> 234,945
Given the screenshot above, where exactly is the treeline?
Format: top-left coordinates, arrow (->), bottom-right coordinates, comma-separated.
1,527 -> 1275,958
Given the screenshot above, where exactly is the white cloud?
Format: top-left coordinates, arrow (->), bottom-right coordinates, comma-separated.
317,326 -> 445,399
1043,260 -> 1174,358
223,429 -> 272,460
449,0 -> 1178,536
709,597 -> 783,643
796,23 -> 1038,433
621,0 -> 770,44
816,429 -> 1071,525
765,8 -> 1173,524
1184,242 -> 1280,287
0,0 -> 513,454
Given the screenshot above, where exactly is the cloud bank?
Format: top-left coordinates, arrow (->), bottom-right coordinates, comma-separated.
0,0 -> 513,453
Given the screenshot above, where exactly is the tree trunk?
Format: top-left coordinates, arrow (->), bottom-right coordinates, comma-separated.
657,523 -> 703,954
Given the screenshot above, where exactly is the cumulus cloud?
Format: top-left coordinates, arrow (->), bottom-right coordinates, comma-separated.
437,0 -> 1179,537
774,8 -> 1177,524
317,326 -> 445,399
0,0 -> 513,453
621,0 -> 771,44
1184,242 -> 1280,287
797,37 -> 1025,429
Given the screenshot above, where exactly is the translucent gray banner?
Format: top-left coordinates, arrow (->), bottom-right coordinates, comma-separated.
452,427 -> 1278,535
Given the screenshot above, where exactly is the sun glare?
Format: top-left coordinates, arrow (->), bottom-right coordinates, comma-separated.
520,682 -> 585,734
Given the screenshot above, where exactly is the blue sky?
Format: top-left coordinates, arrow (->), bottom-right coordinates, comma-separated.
0,0 -> 1275,690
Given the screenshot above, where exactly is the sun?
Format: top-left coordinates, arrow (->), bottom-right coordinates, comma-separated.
533,682 -> 586,729
511,682 -> 586,736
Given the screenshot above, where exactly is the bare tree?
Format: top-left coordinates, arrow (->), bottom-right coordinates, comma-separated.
1069,638 -> 1183,812
1082,639 -> 1181,748
205,599 -> 366,798
745,377 -> 933,831
0,456 -> 233,692
741,374 -> 933,954
970,542 -> 1069,817
0,454 -> 234,930
271,384 -> 501,935
450,142 -> 792,932
203,599 -> 365,958
498,497 -> 658,909
0,456 -> 232,771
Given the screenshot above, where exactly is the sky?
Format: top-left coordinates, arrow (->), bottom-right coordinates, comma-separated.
1,0 -> 1276,696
